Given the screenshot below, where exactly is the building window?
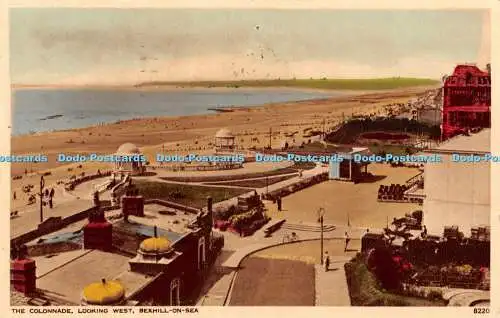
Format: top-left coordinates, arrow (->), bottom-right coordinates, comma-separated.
170,278 -> 180,306
198,236 -> 206,270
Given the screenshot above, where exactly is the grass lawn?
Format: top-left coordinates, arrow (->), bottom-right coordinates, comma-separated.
288,141 -> 353,153
205,174 -> 296,188
137,78 -> 439,90
230,256 -> 315,306
344,255 -> 446,306
162,162 -> 315,183
368,144 -> 417,156
123,181 -> 249,208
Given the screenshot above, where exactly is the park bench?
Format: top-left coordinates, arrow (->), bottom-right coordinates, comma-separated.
263,218 -> 286,237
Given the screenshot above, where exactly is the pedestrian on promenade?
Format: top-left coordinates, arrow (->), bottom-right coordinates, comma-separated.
344,231 -> 350,252
324,252 -> 330,272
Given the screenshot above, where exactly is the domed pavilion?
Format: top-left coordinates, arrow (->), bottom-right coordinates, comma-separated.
113,143 -> 145,176
214,128 -> 235,153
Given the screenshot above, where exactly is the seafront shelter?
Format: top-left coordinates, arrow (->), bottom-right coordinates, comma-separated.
329,147 -> 370,182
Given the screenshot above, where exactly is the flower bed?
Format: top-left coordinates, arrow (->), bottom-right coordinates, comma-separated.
345,253 -> 446,306
410,264 -> 487,289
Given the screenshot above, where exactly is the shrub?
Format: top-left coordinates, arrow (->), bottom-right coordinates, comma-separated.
345,255 -> 446,306
427,290 -> 443,301
366,247 -> 403,290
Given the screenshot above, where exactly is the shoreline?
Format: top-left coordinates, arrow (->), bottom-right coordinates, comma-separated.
10,86 -> 433,174
11,85 -> 438,138
9,85 -> 432,209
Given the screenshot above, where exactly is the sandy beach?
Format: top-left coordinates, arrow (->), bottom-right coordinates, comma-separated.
10,86 -> 435,210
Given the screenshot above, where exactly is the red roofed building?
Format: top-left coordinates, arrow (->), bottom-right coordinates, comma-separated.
441,64 -> 491,140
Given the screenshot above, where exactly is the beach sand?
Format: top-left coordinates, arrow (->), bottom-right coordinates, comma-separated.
9,86 -> 434,211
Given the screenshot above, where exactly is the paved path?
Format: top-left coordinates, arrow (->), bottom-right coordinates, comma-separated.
222,243 -> 271,268
315,256 -> 352,306
10,198 -> 93,238
443,289 -> 490,306
211,164 -> 328,211
197,271 -> 236,306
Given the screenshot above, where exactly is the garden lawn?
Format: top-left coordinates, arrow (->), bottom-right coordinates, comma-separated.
230,257 -> 315,306
205,174 -> 296,188
123,181 -> 249,208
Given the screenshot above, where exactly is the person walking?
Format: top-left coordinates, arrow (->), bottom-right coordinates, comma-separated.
324,252 -> 330,272
49,188 -> 54,209
344,231 -> 350,252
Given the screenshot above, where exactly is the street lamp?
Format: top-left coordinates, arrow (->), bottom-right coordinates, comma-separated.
39,175 -> 45,223
318,207 -> 325,265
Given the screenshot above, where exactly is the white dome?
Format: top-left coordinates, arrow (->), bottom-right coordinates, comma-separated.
116,143 -> 140,155
215,128 -> 234,138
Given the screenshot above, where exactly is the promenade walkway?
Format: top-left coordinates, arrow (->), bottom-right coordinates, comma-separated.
10,197 -> 93,238
199,223 -> 368,306
315,257 -> 352,306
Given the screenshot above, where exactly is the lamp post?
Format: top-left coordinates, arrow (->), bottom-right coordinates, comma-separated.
39,175 -> 45,223
266,176 -> 269,195
268,127 -> 272,149
318,207 -> 325,265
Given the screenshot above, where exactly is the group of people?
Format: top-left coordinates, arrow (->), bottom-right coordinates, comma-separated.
18,187 -> 56,208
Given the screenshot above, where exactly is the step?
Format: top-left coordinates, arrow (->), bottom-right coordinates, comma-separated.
282,223 -> 336,232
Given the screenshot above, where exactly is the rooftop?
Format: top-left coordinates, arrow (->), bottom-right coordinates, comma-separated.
126,203 -> 198,235
215,128 -> 234,138
36,250 -> 131,304
431,129 -> 490,153
116,143 -> 141,155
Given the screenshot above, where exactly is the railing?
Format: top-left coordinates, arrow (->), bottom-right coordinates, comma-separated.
405,172 -> 424,188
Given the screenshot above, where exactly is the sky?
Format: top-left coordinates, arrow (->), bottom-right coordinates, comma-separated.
10,8 -> 490,85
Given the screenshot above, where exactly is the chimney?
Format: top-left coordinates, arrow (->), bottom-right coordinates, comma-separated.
84,210 -> 113,251
121,184 -> 144,218
11,245 -> 37,295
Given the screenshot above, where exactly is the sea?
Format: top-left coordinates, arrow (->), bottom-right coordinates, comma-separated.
12,88 -> 345,136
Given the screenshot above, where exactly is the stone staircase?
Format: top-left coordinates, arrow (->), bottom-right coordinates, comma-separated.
282,222 -> 336,232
